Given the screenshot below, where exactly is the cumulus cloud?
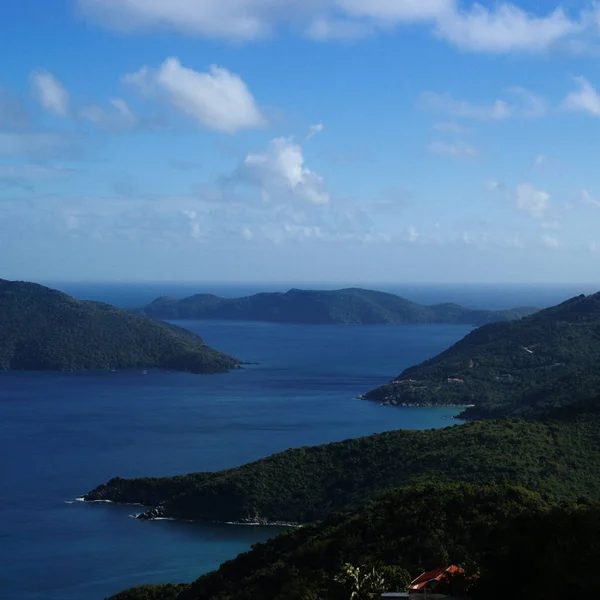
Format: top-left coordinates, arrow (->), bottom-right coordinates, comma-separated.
434,4 -> 579,53
77,0 -> 590,53
233,137 -> 330,205
563,77 -> 600,116
515,183 -> 550,219
419,87 -> 546,121
30,70 -> 70,117
123,58 -> 266,133
428,140 -> 479,158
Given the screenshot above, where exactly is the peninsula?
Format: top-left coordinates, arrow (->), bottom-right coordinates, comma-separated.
138,287 -> 537,326
363,291 -> 600,419
84,400 -> 600,524
0,279 -> 239,374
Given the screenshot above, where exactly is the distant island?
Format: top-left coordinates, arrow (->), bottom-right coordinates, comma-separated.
137,287 -> 538,326
0,279 -> 239,374
364,291 -> 600,419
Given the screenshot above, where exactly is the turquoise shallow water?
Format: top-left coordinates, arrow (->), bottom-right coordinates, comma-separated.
1,316 -> 472,600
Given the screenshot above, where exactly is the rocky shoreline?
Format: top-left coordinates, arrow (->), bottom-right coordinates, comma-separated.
79,497 -> 299,527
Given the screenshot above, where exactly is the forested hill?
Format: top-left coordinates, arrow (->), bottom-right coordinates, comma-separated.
84,405 -> 600,524
108,483 -> 600,600
364,291 -> 600,419
138,288 -> 537,325
0,279 -> 239,373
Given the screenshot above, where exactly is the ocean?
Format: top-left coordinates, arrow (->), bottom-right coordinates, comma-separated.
1,282 -> 597,600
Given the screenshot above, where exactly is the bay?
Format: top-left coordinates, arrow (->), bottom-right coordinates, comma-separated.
1,318 -> 470,600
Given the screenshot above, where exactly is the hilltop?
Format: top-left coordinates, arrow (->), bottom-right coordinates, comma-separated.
138,287 -> 537,326
0,279 -> 239,374
364,291 -> 600,419
84,404 -> 600,524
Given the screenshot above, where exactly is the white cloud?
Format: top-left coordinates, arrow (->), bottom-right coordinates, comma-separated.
80,98 -> 138,131
420,91 -> 511,120
563,77 -> 600,116
515,183 -> 549,219
305,18 -> 372,41
404,225 -> 419,243
435,5 -> 579,53
241,226 -> 254,241
30,70 -> 70,117
124,58 -> 266,133
77,0 -> 278,40
507,86 -> 547,118
420,87 -> 546,121
428,140 -> 479,158
335,0 -> 452,22
589,241 -> 600,254
306,122 -> 324,141
540,234 -> 562,248
581,188 -> 600,207
234,137 -> 330,205
77,0 -> 588,55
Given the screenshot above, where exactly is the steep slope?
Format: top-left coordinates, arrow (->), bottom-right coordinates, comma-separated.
107,484 -> 600,600
139,288 -> 537,326
84,407 -> 600,523
0,279 -> 239,373
364,292 -> 600,418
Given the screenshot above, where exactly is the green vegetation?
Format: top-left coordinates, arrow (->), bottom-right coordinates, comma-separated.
85,291 -> 600,600
138,287 -> 537,326
109,584 -> 190,600
0,279 -> 239,373
85,405 -> 600,523
364,291 -> 600,418
107,483 -> 600,600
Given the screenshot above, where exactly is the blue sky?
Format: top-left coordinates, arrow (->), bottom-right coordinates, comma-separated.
1,0 -> 600,283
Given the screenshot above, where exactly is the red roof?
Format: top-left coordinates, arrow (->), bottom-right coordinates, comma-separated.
408,565 -> 463,591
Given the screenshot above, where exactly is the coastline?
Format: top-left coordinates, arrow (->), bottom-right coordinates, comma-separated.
74,497 -> 300,528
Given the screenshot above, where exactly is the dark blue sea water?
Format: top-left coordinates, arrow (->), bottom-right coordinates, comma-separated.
2,282 -> 597,600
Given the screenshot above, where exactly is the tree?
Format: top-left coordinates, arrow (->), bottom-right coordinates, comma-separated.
335,563 -> 411,600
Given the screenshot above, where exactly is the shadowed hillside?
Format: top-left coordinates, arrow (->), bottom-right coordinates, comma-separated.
0,279 -> 239,374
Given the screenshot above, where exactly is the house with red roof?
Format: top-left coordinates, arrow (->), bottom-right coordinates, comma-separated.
407,565 -> 464,599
